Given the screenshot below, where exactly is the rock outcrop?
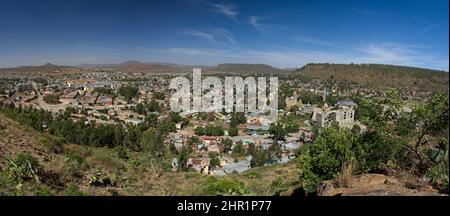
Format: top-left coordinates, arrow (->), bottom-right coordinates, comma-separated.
317,174 -> 446,196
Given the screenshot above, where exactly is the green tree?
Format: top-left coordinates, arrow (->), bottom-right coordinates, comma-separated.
135,103 -> 146,115
209,152 -> 221,168
268,142 -> 282,160
230,112 -> 246,127
297,127 -> 356,193
178,147 -> 189,172
247,143 -> 256,156
6,153 -> 43,183
194,126 -> 205,136
169,112 -> 182,123
269,124 -> 287,141
232,142 -> 244,156
146,113 -> 158,127
270,177 -> 288,196
228,127 -> 239,136
285,123 -> 299,133
119,86 -> 139,102
251,147 -> 268,167
140,128 -> 164,158
221,138 -> 233,153
203,176 -> 250,195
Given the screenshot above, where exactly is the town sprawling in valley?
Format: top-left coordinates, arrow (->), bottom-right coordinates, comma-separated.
0,62 -> 448,196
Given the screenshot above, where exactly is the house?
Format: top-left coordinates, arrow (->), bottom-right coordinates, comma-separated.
80,93 -> 98,106
218,155 -> 233,167
97,95 -> 113,105
245,124 -> 270,135
313,105 -> 355,128
260,138 -> 274,150
60,91 -> 78,99
187,158 -> 210,174
92,111 -> 110,120
231,136 -> 255,146
300,104 -> 315,115
208,144 -> 222,154
111,82 -> 122,89
220,156 -> 252,175
282,142 -> 301,152
201,136 -> 220,146
285,96 -> 299,111
336,99 -> 357,108
126,118 -> 144,126
172,133 -> 184,150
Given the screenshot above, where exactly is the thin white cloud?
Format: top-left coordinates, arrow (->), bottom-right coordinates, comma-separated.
207,42 -> 449,71
248,16 -> 273,32
207,2 -> 239,23
288,34 -> 339,48
418,24 -> 445,34
178,29 -> 216,43
177,28 -> 237,45
349,42 -> 448,70
210,28 -> 237,45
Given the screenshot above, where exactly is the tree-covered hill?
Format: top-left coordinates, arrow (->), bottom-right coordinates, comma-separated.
293,63 -> 449,92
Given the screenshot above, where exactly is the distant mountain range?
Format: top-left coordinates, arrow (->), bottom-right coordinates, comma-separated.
78,60 -> 208,69
1,61 -> 448,91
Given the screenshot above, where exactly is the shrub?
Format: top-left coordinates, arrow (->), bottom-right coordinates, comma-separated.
64,184 -> 87,196
297,128 -> 356,193
426,161 -> 449,193
39,137 -> 64,154
34,185 -> 53,196
116,146 -> 129,160
228,127 -> 239,136
244,170 -> 261,179
6,153 -> 43,183
203,177 -> 250,196
88,173 -> 112,187
63,153 -> 85,178
270,177 -> 288,196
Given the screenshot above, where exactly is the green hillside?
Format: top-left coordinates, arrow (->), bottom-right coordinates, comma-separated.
293,63 -> 449,91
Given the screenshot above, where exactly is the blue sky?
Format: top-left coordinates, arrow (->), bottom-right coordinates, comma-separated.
0,0 -> 448,70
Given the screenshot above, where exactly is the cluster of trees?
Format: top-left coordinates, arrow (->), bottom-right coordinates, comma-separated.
295,63 -> 449,92
152,92 -> 165,100
134,100 -> 161,114
194,125 -> 224,136
31,78 -> 48,86
1,105 -> 53,132
1,105 -> 181,157
297,92 -> 449,194
118,86 -> 139,102
231,141 -> 278,168
268,124 -> 287,141
298,90 -> 322,105
230,112 -> 246,127
228,127 -> 239,136
93,87 -> 113,95
43,94 -> 60,104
